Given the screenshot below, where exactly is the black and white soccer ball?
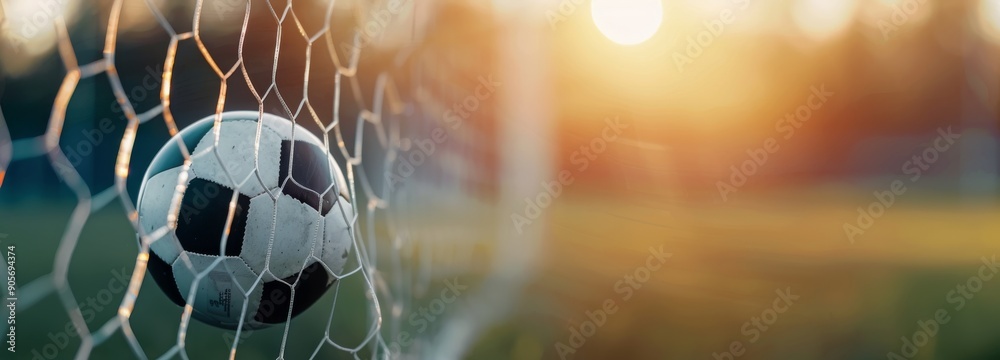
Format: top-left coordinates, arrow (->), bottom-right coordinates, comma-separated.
136,111 -> 353,330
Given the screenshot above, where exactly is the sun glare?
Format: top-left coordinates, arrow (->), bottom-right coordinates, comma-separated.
0,0 -> 81,75
792,0 -> 857,42
591,0 -> 663,46
981,0 -> 1000,42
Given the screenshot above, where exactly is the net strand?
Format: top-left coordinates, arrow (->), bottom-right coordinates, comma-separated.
6,0 -> 413,358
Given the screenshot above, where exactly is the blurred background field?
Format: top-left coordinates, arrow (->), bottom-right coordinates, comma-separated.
5,191 -> 1000,359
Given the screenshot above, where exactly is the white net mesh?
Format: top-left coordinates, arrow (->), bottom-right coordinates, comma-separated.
0,0 -> 523,359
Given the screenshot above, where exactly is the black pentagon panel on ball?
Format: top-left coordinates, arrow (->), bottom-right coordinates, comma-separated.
144,119 -> 215,180
146,250 -> 186,307
175,178 -> 251,256
252,262 -> 333,324
278,141 -> 338,216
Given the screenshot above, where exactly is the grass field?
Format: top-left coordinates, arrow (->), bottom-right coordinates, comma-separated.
3,202 -> 386,360
468,187 -> 1000,360
4,185 -> 1000,360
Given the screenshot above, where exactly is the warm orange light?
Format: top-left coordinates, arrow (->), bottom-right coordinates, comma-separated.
591,0 -> 663,45
0,0 -> 82,74
981,0 -> 1000,42
792,0 -> 857,42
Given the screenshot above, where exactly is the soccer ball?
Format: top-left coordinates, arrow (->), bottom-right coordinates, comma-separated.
135,111 -> 353,330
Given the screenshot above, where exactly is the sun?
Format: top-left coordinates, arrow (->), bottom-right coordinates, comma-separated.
591,0 -> 663,46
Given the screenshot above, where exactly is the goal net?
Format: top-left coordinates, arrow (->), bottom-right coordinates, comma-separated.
0,0 -> 550,359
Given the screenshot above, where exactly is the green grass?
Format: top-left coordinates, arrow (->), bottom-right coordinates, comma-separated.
2,202 -> 384,360
7,192 -> 1000,360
